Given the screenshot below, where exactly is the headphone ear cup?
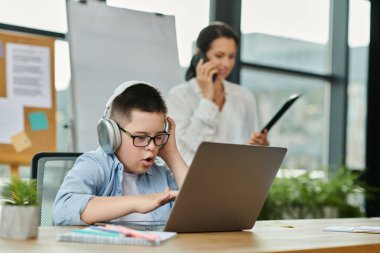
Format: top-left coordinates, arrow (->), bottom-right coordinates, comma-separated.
97,119 -> 121,154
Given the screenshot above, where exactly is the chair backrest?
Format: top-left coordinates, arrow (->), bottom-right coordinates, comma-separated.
31,152 -> 81,226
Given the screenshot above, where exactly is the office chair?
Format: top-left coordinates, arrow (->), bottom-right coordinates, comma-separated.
30,152 -> 81,226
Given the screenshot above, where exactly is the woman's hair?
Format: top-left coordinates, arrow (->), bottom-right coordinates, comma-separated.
185,21 -> 239,81
110,83 -> 167,125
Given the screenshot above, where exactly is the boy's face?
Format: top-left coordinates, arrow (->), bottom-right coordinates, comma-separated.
115,110 -> 166,174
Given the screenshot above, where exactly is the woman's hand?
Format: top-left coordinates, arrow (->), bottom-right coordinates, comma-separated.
248,129 -> 270,146
195,59 -> 218,100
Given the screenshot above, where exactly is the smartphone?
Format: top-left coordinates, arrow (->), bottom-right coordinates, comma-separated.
191,51 -> 217,82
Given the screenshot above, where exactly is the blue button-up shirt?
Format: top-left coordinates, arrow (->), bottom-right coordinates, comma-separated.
53,147 -> 177,225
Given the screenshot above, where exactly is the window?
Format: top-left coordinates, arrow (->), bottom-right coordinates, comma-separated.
0,0 -> 67,33
240,0 -> 331,170
346,0 -> 370,169
241,0 -> 330,74
55,40 -> 73,151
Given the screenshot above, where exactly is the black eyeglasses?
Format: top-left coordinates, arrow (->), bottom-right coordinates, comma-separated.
117,124 -> 170,147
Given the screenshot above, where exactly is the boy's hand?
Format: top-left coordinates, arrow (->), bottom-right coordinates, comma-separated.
248,129 -> 269,146
158,116 -> 189,189
134,187 -> 178,214
158,116 -> 178,161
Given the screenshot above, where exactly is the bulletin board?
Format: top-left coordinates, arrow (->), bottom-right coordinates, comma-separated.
0,30 -> 56,174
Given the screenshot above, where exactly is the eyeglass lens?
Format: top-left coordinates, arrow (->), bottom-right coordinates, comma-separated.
133,134 -> 169,147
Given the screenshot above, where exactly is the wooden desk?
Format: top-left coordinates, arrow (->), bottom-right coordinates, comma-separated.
0,218 -> 379,253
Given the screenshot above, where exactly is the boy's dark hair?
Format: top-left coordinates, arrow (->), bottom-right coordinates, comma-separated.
110,83 -> 167,125
185,21 -> 239,81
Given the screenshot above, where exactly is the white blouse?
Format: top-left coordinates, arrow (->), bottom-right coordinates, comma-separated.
167,78 -> 259,165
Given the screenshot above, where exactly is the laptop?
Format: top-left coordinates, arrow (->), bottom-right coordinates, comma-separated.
105,142 -> 287,232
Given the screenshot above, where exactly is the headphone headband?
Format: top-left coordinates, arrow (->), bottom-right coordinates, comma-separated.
103,80 -> 152,118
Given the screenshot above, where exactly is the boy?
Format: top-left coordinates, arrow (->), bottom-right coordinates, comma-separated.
53,81 -> 189,225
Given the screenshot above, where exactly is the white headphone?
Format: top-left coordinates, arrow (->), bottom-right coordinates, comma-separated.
97,80 -> 152,154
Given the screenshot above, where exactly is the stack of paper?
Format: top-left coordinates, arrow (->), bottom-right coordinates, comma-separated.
323,226 -> 380,234
57,225 -> 176,246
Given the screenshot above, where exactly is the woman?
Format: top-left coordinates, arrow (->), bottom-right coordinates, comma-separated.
167,21 -> 269,165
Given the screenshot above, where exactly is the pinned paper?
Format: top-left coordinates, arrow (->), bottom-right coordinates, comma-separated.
0,99 -> 24,144
6,43 -> 51,108
29,112 -> 48,131
11,131 -> 32,152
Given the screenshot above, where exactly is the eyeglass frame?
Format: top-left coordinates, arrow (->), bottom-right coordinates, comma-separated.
116,123 -> 170,148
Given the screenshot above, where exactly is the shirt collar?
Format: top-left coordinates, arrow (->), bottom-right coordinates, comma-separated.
146,166 -> 154,176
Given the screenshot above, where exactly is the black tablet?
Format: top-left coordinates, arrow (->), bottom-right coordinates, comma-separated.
261,93 -> 301,133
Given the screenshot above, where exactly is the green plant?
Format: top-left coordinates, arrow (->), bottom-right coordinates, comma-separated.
1,176 -> 37,206
259,166 -> 366,220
